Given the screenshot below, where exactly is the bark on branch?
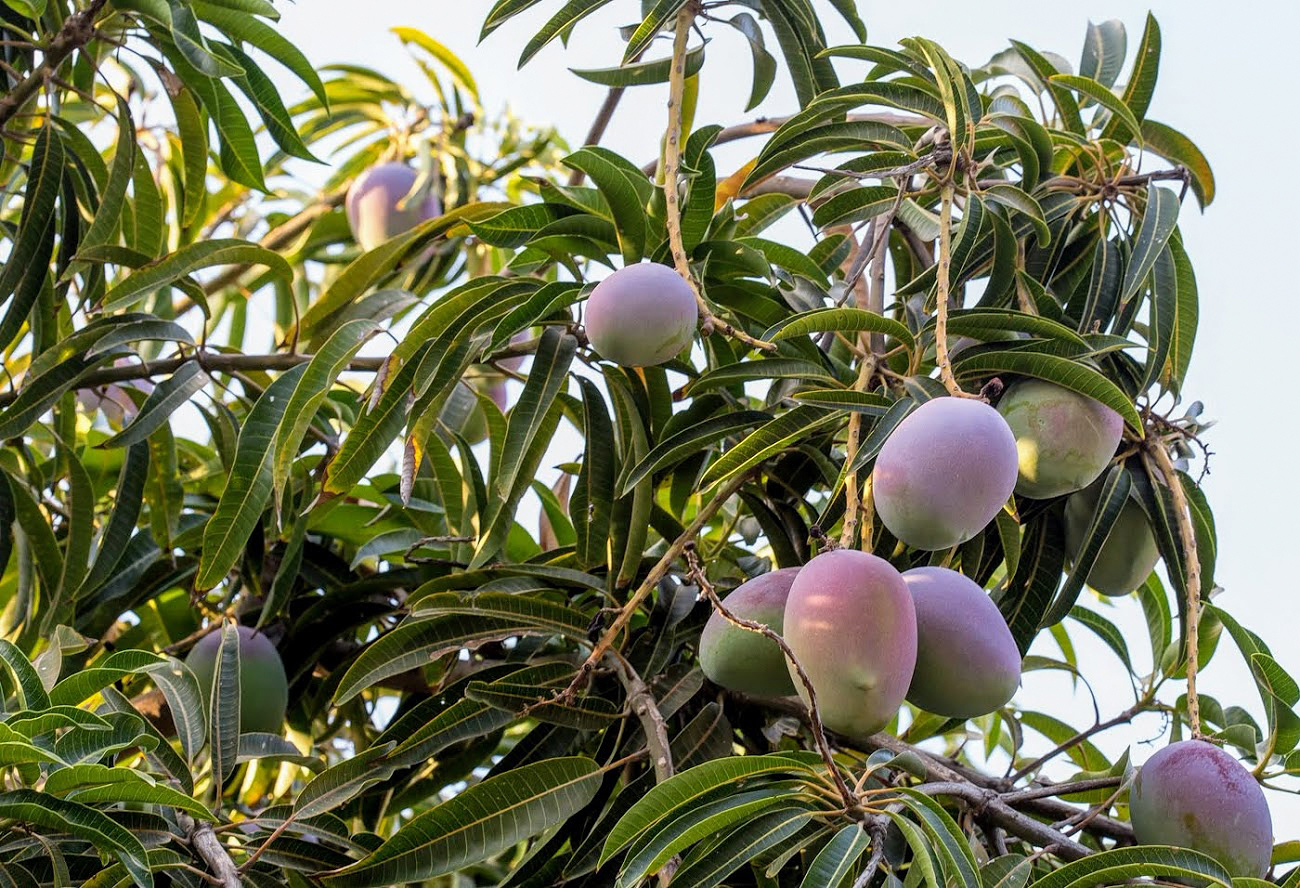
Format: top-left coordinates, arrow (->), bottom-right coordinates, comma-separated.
0,0 -> 108,127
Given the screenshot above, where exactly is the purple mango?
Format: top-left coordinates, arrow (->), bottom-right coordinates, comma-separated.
872,397 -> 1019,550
584,264 -> 698,367
903,566 -> 1020,718
783,550 -> 915,738
1131,739 -> 1273,878
345,162 -> 441,251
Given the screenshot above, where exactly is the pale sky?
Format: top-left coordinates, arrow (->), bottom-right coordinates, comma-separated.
267,0 -> 1300,841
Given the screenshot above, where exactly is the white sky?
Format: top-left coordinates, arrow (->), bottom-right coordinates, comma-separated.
265,0 -> 1300,845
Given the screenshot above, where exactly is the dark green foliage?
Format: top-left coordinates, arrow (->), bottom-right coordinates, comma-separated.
0,1 -> 1289,886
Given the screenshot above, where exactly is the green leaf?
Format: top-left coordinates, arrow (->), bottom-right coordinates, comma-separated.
102,240 -> 292,313
294,742 -> 399,820
602,755 -> 813,863
0,350 -> 127,440
519,0 -> 614,66
78,442 -> 149,597
100,363 -> 208,449
572,377 -> 615,568
700,406 -> 840,488
1044,466 -> 1132,625
192,0 -> 327,105
896,789 -> 980,888
209,623 -> 241,789
982,184 -> 1050,246
619,410 -> 770,496
1050,75 -> 1143,142
1080,19 -> 1126,88
1102,13 -> 1161,144
1118,185 -> 1180,308
72,97 -> 135,264
623,0 -> 688,62
167,85 -> 208,227
272,319 -> 377,498
393,28 -> 479,103
574,42 -> 705,87
333,614 -> 550,705
142,658 -> 207,763
0,125 -> 61,320
562,149 -> 651,263
321,757 -> 602,887
43,764 -> 213,819
196,364 -> 308,590
1141,120 -> 1214,208
411,592 -> 591,639
725,12 -> 777,111
952,350 -> 1140,433
769,308 -> 913,352
0,642 -> 50,710
800,823 -> 870,888
0,790 -> 151,886
669,806 -> 814,888
1030,845 -> 1230,888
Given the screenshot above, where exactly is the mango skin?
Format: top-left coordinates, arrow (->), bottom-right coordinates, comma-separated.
186,626 -> 289,735
872,397 -> 1019,550
783,550 -> 915,738
584,264 -> 698,367
1131,740 -> 1272,878
1063,480 -> 1161,596
903,567 -> 1020,719
345,163 -> 440,251
996,379 -> 1123,500
699,567 -> 800,697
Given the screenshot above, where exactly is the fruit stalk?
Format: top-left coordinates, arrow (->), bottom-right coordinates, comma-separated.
1148,442 -> 1203,738
934,181 -> 973,398
661,4 -> 775,353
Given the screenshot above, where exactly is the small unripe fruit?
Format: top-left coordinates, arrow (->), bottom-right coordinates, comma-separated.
345,163 -> 440,251
996,379 -> 1123,499
1131,740 -> 1272,878
1063,480 -> 1160,596
903,567 -> 1020,718
185,626 -> 289,735
699,567 -> 800,697
584,264 -> 698,367
872,397 -> 1019,550
783,550 -> 915,738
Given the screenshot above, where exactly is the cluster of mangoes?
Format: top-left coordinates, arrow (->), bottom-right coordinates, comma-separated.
341,183 -> 1272,878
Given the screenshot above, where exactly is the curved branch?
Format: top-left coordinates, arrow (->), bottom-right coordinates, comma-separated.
0,0 -> 108,127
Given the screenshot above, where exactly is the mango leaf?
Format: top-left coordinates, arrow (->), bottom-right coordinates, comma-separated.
101,239 -> 292,312
294,742 -> 398,820
320,757 -> 603,887
196,364 -> 307,590
1030,845 -> 1229,888
0,790 -> 151,886
573,42 -> 705,87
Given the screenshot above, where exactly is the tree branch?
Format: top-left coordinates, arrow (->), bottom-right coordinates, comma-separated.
554,473 -> 750,705
0,0 -> 108,128
660,5 -> 775,354
179,814 -> 242,888
1146,443 -> 1203,737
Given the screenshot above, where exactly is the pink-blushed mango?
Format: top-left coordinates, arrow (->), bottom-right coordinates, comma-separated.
872,397 -> 1019,551
345,162 -> 440,251
996,379 -> 1123,499
1131,740 -> 1273,878
584,264 -> 697,367
783,550 -> 915,738
903,567 -> 1020,719
186,626 -> 289,735
1063,480 -> 1160,596
699,567 -> 800,697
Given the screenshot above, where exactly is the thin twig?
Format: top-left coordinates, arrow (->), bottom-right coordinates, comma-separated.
1009,691 -> 1154,781
660,4 -> 775,354
554,473 -> 749,704
933,181 -> 974,399
686,546 -> 859,813
1147,443 -> 1203,738
0,0 -> 108,127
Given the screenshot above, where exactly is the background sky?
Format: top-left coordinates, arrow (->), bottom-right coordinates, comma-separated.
264,0 -> 1300,842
